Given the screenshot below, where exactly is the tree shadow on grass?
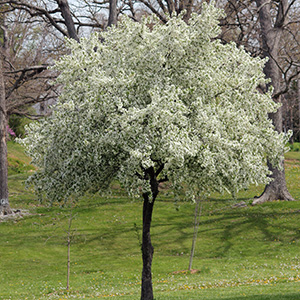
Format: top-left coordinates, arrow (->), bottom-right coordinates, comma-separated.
212,208 -> 300,257
218,294 -> 300,300
147,198 -> 300,259
154,293 -> 300,300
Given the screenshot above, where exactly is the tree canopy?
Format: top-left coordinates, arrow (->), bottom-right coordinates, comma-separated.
21,4 -> 287,203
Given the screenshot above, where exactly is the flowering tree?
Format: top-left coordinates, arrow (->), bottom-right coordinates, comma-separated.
21,4 -> 288,300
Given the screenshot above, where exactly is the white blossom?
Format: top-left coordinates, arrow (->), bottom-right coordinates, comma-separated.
20,4 -> 288,202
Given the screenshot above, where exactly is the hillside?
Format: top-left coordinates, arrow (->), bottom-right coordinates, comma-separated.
7,141 -> 35,176
1,144 -> 300,299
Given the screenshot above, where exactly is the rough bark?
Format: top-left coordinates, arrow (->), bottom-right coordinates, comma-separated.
252,0 -> 294,205
141,167 -> 159,300
253,160 -> 294,205
0,53 -> 11,215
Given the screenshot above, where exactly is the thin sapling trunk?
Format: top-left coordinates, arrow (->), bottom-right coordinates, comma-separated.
66,204 -> 76,291
188,199 -> 202,271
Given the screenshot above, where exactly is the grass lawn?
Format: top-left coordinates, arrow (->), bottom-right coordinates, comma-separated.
1,142 -> 300,299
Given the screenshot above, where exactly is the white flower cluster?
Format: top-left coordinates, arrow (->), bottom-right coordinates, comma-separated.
21,4 -> 288,202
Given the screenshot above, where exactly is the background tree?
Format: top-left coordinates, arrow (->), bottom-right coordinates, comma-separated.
213,0 -> 300,203
0,5 -> 60,213
0,0 -> 90,213
108,0 -> 118,26
0,0 -> 119,212
251,0 -> 295,204
22,5 -> 288,299
0,45 -> 11,214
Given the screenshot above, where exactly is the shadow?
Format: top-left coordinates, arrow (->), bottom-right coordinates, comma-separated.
6,187 -> 300,262
217,294 -> 300,300
143,198 -> 300,258
154,293 -> 300,300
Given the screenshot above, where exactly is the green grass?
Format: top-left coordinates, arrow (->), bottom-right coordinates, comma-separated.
288,142 -> 300,153
1,146 -> 300,299
7,141 -> 35,176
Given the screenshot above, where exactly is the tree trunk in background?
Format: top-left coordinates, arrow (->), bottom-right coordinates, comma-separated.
0,53 -> 11,215
108,0 -> 118,27
298,69 -> 300,140
56,0 -> 79,42
252,0 -> 294,205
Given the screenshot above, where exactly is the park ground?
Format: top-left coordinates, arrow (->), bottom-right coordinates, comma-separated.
1,141 -> 300,299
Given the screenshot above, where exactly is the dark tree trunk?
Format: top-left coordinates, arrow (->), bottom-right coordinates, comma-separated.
56,0 -> 79,42
0,53 -> 11,215
141,167 -> 159,300
108,0 -> 118,27
252,0 -> 294,205
141,193 -> 155,300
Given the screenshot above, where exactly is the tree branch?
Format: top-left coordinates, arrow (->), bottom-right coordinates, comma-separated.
137,0 -> 167,23
56,0 -> 79,41
155,163 -> 164,177
158,176 -> 168,183
0,0 -> 69,37
5,65 -> 48,99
